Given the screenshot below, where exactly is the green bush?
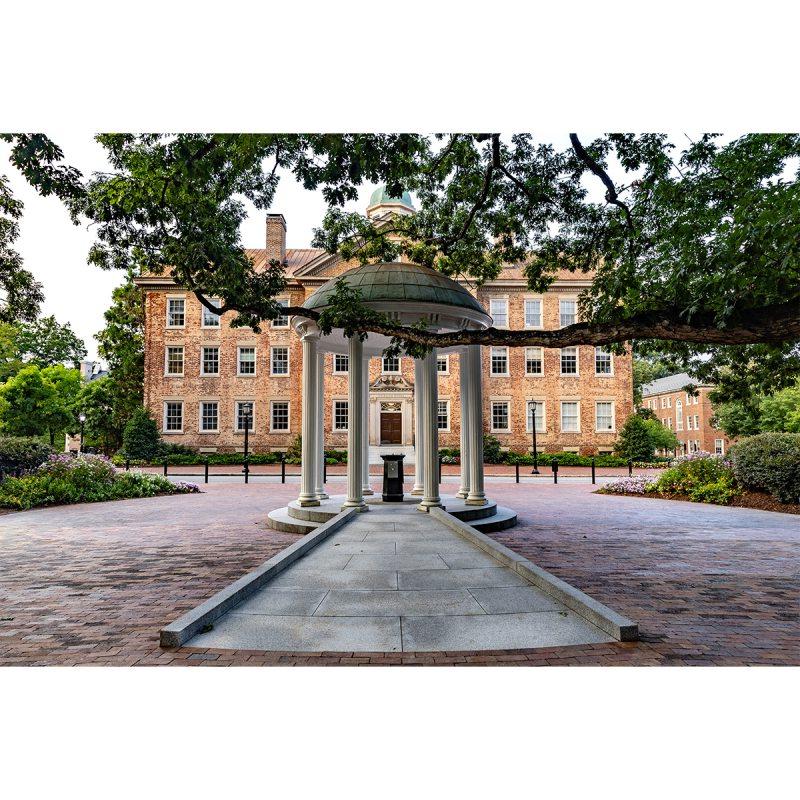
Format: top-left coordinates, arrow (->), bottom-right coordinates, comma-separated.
122,408 -> 162,461
0,436 -> 55,476
687,475 -> 739,505
615,414 -> 656,461
482,434 -> 504,464
0,453 -> 199,510
731,432 -> 800,504
655,453 -> 737,503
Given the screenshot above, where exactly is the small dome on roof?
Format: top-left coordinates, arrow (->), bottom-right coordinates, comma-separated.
367,185 -> 415,211
303,262 -> 485,316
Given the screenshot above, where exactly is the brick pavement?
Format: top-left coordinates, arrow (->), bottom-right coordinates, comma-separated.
0,480 -> 797,666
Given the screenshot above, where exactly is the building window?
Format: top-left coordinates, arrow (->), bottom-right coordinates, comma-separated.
524,298 -> 542,328
559,299 -> 576,327
334,354 -> 349,373
164,401 -> 183,432
489,298 -> 508,328
270,401 -> 289,431
594,347 -> 613,375
200,401 -> 218,432
437,355 -> 449,373
490,347 -> 509,375
667,397 -> 672,408
235,401 -> 254,431
272,298 -> 290,328
437,400 -> 450,430
382,355 -> 400,373
595,401 -> 615,432
715,438 -> 724,455
333,400 -> 349,431
560,401 -> 580,432
201,298 -> 220,327
166,297 -> 185,327
660,397 -> 666,409
526,401 -> 545,433
236,347 -> 256,376
201,346 -> 219,376
560,347 -> 578,375
687,415 -> 693,431
270,347 -> 290,376
667,417 -> 673,430
165,346 -> 184,376
491,401 -> 510,432
676,400 -> 684,431
694,415 -> 699,429
525,347 -> 543,375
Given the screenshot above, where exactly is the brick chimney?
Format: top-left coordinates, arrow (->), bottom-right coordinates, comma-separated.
265,214 -> 287,264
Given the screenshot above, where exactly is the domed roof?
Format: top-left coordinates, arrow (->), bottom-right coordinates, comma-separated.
367,185 -> 414,210
303,262 -> 485,315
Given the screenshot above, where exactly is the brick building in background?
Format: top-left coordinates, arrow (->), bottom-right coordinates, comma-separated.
641,373 -> 731,456
136,189 -> 634,458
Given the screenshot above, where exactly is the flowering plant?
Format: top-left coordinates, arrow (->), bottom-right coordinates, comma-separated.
602,475 -> 657,495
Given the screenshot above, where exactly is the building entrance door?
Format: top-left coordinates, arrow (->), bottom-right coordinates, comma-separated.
380,403 -> 403,444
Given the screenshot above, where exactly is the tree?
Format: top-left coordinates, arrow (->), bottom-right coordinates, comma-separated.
615,414 -> 657,461
0,364 -> 81,445
632,356 -> 674,405
121,407 -> 161,461
0,315 -> 87,381
95,271 -> 145,434
714,382 -> 800,437
643,419 -> 679,453
75,377 -> 120,454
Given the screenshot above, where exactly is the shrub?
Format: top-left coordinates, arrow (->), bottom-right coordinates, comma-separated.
601,476 -> 657,495
687,475 -> 739,505
122,408 -> 162,461
656,452 -> 733,496
482,434 -> 503,464
614,414 -> 655,461
731,432 -> 800,504
285,434 -> 303,464
0,453 -> 199,510
0,436 -> 55,476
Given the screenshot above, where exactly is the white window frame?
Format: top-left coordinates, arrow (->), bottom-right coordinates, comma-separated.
270,346 -> 291,377
490,400 -> 511,433
436,355 -> 449,374
715,438 -> 725,455
163,401 -> 184,433
272,297 -> 290,328
333,400 -> 349,431
201,297 -> 221,328
333,354 -> 349,374
164,345 -> 184,377
237,346 -> 257,377
694,414 -> 699,429
560,400 -> 581,433
437,399 -> 450,432
595,401 -> 615,433
687,415 -> 693,431
560,347 -> 579,376
382,355 -> 401,374
594,347 -> 614,376
490,346 -> 509,376
523,297 -> 543,329
199,401 -> 219,433
200,345 -> 220,376
676,400 -> 684,431
166,296 -> 186,328
559,298 -> 577,328
526,400 -> 546,433
270,401 -> 290,432
235,400 -> 255,432
524,347 -> 543,376
489,298 -> 509,328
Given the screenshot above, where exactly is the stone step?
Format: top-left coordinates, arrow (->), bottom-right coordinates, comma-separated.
445,498 -> 499,522
267,507 -> 320,534
287,499 -> 342,523
468,507 -> 518,533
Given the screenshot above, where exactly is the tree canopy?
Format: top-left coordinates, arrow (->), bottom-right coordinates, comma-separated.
0,315 -> 87,381
4,132 -> 800,393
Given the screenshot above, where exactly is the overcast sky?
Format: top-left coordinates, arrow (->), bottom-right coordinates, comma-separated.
0,134 -> 388,362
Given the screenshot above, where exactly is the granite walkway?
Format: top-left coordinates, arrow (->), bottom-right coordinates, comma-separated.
187,504 -> 612,652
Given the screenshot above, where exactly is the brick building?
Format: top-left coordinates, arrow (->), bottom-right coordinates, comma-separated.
136,190 -> 633,458
641,373 -> 731,455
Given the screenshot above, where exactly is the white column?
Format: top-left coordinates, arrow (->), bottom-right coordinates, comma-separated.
298,332 -> 320,506
342,336 -> 368,511
456,349 -> 472,499
315,351 -> 328,500
411,358 -> 425,495
417,349 -> 442,511
465,344 -> 487,505
361,354 -> 373,495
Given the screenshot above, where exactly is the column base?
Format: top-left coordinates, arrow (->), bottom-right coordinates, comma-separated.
417,500 -> 443,512
315,492 -> 329,501
362,487 -> 375,496
410,485 -> 424,496
298,497 -> 321,507
465,495 -> 488,506
341,500 -> 369,512
455,488 -> 469,499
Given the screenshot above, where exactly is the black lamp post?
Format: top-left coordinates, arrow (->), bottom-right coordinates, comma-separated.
242,405 -> 252,483
530,401 -> 540,474
78,413 -> 86,454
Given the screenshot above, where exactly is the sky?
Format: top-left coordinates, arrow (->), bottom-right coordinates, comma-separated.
0,134 -> 385,362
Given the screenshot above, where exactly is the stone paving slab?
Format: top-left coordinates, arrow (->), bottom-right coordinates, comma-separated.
469,586 -> 563,614
397,567 -> 530,590
268,568 -> 399,590
234,589 -> 328,616
315,590 -> 486,617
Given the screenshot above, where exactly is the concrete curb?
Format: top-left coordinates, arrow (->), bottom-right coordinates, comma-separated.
159,507 -> 358,648
430,507 -> 638,642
